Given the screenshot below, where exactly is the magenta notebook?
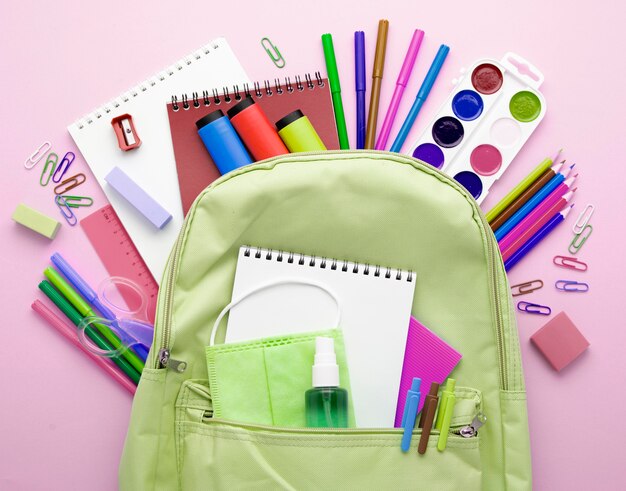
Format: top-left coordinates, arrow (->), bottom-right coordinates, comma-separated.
394,316 -> 463,427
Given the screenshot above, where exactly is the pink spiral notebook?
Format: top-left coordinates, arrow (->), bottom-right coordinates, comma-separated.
395,316 -> 462,427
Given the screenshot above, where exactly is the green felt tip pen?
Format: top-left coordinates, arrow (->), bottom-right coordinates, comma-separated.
321,33 -> 349,149
436,378 -> 456,451
38,280 -> 141,384
43,267 -> 145,374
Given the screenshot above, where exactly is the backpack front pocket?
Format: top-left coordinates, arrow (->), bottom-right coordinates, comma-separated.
175,380 -> 484,490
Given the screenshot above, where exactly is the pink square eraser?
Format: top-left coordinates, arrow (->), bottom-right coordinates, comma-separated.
530,311 -> 589,371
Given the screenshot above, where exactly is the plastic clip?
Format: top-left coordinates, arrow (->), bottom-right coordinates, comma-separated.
261,37 -> 286,68
517,301 -> 551,315
572,204 -> 594,235
555,280 -> 589,292
55,196 -> 78,226
60,195 -> 93,208
52,152 -> 76,183
511,279 -> 544,297
568,225 -> 592,254
39,153 -> 59,186
54,173 -> 86,195
553,256 -> 587,272
24,141 -> 52,169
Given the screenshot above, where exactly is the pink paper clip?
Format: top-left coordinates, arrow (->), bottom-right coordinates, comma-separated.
517,301 -> 551,315
555,280 -> 589,292
553,256 -> 587,271
511,279 -> 544,297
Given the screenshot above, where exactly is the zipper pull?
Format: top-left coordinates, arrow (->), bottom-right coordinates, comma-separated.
158,348 -> 188,373
459,412 -> 487,438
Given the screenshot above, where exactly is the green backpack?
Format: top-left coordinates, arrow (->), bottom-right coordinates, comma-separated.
119,151 -> 531,490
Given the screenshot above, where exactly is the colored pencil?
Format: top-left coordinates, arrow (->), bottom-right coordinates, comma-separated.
504,208 -> 571,271
489,160 -> 563,231
494,165 -> 575,241
32,300 -> 137,393
365,19 -> 389,149
501,197 -> 574,262
486,150 -> 562,224
38,280 -> 141,384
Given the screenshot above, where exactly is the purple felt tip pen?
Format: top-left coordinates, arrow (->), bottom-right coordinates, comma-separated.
375,29 -> 424,151
355,31 -> 366,149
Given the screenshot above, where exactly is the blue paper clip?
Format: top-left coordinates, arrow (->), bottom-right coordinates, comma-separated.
517,301 -> 551,315
261,37 -> 286,68
555,280 -> 589,292
55,196 -> 78,226
52,151 -> 76,183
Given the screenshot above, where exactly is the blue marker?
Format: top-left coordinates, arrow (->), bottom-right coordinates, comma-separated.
50,253 -> 151,360
494,165 -> 574,240
401,377 -> 422,452
390,45 -> 450,153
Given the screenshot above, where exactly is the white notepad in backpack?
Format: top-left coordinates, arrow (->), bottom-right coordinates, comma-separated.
226,246 -> 416,428
68,38 -> 249,281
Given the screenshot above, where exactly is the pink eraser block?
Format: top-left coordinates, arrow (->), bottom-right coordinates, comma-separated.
531,311 -> 589,371
395,316 -> 462,427
104,166 -> 172,229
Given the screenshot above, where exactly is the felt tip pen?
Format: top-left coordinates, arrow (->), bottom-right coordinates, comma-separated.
436,378 -> 456,451
355,31 -> 366,149
375,29 -> 424,151
417,382 -> 439,454
390,44 -> 450,153
401,378 -> 421,452
365,19 -> 389,149
322,33 -> 349,149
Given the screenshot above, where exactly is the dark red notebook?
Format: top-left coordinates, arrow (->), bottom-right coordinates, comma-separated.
166,73 -> 340,214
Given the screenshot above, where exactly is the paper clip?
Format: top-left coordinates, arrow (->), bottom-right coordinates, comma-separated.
39,153 -> 58,186
54,173 -> 86,195
24,141 -> 52,169
59,195 -> 93,208
261,37 -> 286,68
55,196 -> 77,226
510,279 -> 544,297
568,225 -> 592,255
555,280 -> 589,292
52,152 -> 76,183
553,256 -> 588,272
517,301 -> 551,316
572,204 -> 594,235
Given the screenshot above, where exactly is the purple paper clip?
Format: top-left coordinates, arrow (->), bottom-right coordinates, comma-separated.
555,280 -> 589,292
517,301 -> 551,315
52,152 -> 76,183
553,256 -> 588,271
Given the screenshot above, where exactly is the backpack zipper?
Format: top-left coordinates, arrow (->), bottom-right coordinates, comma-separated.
154,151 -> 511,388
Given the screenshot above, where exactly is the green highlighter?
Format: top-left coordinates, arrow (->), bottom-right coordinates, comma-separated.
38,280 -> 141,384
321,33 -> 349,149
435,378 -> 456,451
43,267 -> 145,374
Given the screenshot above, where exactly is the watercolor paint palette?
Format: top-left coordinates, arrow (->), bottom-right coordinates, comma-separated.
408,52 -> 546,203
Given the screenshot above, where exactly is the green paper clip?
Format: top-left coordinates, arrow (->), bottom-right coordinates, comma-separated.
59,195 -> 93,208
568,224 -> 592,254
40,152 -> 58,186
261,37 -> 285,68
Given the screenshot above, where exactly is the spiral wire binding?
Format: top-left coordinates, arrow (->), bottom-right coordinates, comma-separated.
170,72 -> 325,112
73,39 -> 226,129
243,246 -> 414,282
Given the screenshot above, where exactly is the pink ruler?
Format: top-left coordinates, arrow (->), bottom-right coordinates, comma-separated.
81,205 -> 158,323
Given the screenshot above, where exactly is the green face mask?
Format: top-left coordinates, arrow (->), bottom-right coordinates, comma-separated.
206,280 -> 354,428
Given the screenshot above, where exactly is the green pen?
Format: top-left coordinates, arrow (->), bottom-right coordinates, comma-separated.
38,280 -> 141,384
321,33 -> 349,149
43,267 -> 145,373
436,378 -> 456,451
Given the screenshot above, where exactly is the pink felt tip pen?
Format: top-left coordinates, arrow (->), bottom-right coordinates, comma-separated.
31,299 -> 137,394
375,29 -> 424,151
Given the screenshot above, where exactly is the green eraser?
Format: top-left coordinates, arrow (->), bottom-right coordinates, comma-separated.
12,203 -> 61,239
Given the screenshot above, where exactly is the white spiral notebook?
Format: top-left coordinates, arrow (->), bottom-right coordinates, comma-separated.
68,38 -> 249,281
226,246 -> 417,428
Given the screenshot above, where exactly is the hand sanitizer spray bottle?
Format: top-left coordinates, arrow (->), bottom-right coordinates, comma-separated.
305,337 -> 348,428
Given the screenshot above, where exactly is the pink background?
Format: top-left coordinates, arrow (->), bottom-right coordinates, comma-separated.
1,1 -> 623,489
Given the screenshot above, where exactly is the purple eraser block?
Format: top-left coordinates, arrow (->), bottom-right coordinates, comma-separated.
531,311 -> 589,371
104,166 -> 172,229
394,316 -> 463,427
